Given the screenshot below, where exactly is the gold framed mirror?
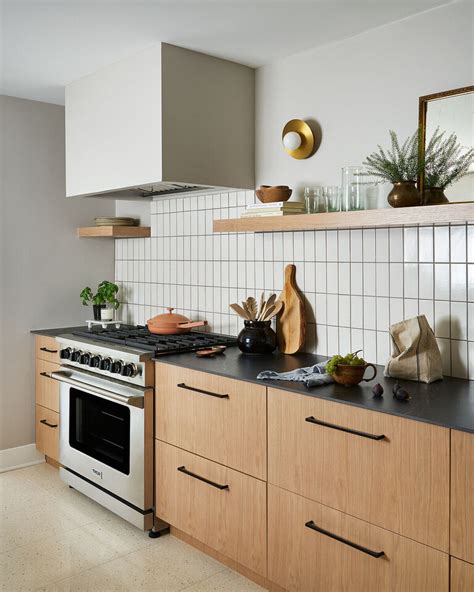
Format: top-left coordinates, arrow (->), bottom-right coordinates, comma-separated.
418,85 -> 474,204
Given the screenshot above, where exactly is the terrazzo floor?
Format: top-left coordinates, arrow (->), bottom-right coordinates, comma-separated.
0,462 -> 265,591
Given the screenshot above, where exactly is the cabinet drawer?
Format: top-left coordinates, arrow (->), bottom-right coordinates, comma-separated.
268,484 -> 449,592
451,430 -> 474,564
451,558 -> 474,592
155,440 -> 266,576
35,336 -> 60,364
36,360 -> 60,412
268,387 -> 449,551
155,363 -> 266,479
35,405 -> 59,462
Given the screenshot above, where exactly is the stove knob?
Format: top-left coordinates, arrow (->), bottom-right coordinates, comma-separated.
111,360 -> 123,374
100,357 -> 113,372
60,347 -> 72,360
71,350 -> 82,363
89,355 -> 102,368
121,363 -> 137,378
80,352 -> 91,365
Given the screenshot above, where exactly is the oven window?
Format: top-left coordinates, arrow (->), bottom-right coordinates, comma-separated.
69,388 -> 130,474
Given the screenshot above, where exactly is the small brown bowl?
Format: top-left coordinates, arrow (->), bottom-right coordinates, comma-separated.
332,363 -> 377,386
255,185 -> 292,203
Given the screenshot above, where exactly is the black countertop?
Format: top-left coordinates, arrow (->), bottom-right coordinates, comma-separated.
32,327 -> 474,433
154,348 -> 474,434
31,326 -> 89,337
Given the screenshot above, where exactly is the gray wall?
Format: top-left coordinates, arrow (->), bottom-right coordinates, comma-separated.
0,96 -> 114,450
255,2 -> 473,200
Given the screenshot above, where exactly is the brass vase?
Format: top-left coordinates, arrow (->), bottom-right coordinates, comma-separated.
423,187 -> 449,205
387,181 -> 421,208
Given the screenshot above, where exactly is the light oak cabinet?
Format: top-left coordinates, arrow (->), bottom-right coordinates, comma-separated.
155,363 -> 266,480
155,440 -> 266,576
268,387 -> 450,551
268,484 -> 449,592
154,362 -> 472,591
35,405 -> 59,462
35,336 -> 60,462
35,335 -> 60,364
451,430 -> 474,564
36,359 -> 60,412
451,558 -> 474,592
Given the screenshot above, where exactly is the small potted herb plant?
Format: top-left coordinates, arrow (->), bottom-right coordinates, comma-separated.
423,128 -> 474,204
80,281 -> 120,321
363,130 -> 422,208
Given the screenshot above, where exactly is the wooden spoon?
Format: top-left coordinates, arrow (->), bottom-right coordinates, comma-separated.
230,303 -> 250,319
259,293 -> 277,320
258,292 -> 265,319
264,299 -> 283,321
246,297 -> 258,320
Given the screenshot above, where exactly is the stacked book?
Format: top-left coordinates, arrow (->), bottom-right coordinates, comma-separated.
241,201 -> 306,218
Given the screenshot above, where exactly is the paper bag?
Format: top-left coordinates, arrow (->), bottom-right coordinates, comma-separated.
384,315 -> 443,383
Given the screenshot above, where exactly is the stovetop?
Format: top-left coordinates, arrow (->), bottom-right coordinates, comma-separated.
72,325 -> 237,356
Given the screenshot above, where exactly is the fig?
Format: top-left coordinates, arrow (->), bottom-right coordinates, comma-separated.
393,388 -> 410,401
372,383 -> 384,398
392,382 -> 402,396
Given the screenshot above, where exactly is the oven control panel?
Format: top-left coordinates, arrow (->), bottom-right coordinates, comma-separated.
55,335 -> 153,388
60,347 -> 138,378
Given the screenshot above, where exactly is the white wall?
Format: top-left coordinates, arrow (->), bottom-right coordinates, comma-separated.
0,96 -> 115,450
255,2 -> 473,201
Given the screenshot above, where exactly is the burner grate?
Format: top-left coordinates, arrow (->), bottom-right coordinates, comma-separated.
72,325 -> 237,356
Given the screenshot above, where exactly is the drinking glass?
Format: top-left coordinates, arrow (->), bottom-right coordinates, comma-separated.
323,186 -> 340,212
304,187 -> 321,213
341,166 -> 366,211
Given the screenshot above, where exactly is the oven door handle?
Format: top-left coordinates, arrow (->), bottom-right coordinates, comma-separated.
50,371 -> 144,409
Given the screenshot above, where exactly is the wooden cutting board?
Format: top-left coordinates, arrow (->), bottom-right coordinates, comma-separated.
276,264 -> 306,354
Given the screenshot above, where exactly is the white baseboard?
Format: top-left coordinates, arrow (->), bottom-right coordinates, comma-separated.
0,443 -> 45,473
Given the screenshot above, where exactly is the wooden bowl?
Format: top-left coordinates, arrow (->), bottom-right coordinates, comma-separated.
255,185 -> 292,203
332,363 -> 377,386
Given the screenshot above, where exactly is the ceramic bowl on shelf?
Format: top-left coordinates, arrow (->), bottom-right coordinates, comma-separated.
255,185 -> 292,203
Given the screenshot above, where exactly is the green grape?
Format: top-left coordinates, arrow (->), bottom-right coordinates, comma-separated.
325,351 -> 366,374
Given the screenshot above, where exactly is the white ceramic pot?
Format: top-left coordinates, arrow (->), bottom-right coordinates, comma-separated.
101,307 -> 114,321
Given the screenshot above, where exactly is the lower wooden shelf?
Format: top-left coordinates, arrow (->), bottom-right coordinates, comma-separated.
77,226 -> 151,238
213,203 -> 474,233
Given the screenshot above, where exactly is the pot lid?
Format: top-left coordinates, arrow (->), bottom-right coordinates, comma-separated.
147,307 -> 191,328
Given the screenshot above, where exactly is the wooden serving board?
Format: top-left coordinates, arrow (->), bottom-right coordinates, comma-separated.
276,264 -> 305,354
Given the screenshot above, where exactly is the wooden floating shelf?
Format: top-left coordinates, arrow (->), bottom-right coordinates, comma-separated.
213,203 -> 474,233
77,226 -> 151,238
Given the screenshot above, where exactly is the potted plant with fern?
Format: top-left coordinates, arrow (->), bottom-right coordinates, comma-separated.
363,130 -> 422,207
80,281 -> 120,321
423,127 -> 474,204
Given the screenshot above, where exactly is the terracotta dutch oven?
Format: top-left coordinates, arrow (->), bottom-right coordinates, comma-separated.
147,308 -> 207,335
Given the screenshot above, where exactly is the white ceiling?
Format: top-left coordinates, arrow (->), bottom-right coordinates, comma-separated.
1,0 -> 449,105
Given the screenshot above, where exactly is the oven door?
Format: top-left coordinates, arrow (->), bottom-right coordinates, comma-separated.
52,368 -> 151,511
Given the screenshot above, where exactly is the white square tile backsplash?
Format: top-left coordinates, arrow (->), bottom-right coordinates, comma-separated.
115,190 -> 474,379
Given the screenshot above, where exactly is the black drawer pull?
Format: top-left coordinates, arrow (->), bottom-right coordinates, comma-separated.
177,383 -> 229,399
177,465 -> 229,490
40,347 -> 58,354
305,416 -> 385,441
40,419 -> 58,429
305,521 -> 385,559
40,372 -> 52,379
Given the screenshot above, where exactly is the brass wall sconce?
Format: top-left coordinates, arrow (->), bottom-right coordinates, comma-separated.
282,119 -> 315,159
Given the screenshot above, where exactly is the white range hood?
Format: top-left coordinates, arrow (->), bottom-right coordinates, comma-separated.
65,43 -> 255,199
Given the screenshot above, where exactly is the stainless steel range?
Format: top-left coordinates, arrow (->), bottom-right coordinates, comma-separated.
50,326 -> 236,533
